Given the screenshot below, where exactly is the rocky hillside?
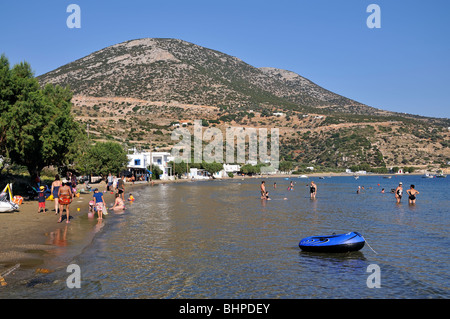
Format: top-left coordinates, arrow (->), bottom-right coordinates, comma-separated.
38,38 -> 375,114
38,38 -> 450,171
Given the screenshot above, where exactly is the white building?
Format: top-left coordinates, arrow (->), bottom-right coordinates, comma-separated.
189,168 -> 210,180
223,164 -> 241,173
127,148 -> 174,180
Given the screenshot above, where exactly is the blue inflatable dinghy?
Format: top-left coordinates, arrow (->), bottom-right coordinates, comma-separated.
299,231 -> 365,253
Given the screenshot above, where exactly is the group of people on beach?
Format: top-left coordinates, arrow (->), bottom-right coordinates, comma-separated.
89,173 -> 130,219
260,179 -> 419,204
37,173 -> 132,223
38,173 -> 78,223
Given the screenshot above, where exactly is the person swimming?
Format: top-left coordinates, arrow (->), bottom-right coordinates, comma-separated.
128,194 -> 135,201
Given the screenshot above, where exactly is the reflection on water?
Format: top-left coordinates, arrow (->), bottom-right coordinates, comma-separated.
3,176 -> 449,298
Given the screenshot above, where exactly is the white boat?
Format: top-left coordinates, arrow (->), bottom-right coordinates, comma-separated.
298,175 -> 308,178
0,183 -> 19,213
436,174 -> 447,178
0,200 -> 18,212
422,173 -> 435,178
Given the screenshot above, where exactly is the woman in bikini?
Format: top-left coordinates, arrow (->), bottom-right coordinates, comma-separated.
58,180 -> 73,223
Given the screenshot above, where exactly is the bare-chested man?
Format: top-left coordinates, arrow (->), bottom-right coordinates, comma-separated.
260,181 -> 267,199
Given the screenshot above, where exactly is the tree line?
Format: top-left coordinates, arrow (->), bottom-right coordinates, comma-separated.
0,55 -> 128,180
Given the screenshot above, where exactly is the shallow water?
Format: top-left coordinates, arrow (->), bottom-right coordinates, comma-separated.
1,175 -> 449,298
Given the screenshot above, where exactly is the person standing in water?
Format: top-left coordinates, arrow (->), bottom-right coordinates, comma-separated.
406,184 -> 419,204
260,181 -> 267,199
117,175 -> 125,201
288,181 -> 294,191
58,180 -> 73,223
310,181 -> 317,199
93,188 -> 107,219
395,182 -> 403,203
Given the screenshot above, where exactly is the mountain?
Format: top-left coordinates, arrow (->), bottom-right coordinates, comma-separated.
38,38 -> 376,114
37,38 -> 450,171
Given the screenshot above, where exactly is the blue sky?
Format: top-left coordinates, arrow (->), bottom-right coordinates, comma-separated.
1,0 -> 449,118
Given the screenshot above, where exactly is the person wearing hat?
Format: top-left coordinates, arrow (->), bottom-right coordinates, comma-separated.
395,182 -> 403,204
37,186 -> 46,213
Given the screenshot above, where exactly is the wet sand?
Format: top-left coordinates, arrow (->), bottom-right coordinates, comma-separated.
0,177 -> 218,287
0,180 -> 153,286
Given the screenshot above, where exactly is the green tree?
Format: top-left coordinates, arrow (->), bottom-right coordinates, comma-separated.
240,163 -> 258,175
77,142 -> 128,176
202,161 -> 223,175
0,56 -> 79,178
148,164 -> 163,180
279,161 -> 293,173
169,160 -> 189,177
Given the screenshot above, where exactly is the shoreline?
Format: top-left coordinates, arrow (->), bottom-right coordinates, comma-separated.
0,180 -> 152,287
0,172 -> 429,287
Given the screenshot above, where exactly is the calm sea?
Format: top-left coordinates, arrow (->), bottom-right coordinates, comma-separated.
1,175 -> 449,299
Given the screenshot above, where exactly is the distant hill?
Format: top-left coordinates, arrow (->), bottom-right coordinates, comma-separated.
38,38 -> 376,113
38,38 -> 450,171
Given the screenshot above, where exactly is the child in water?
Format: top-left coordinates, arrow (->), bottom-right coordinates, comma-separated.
128,194 -> 135,201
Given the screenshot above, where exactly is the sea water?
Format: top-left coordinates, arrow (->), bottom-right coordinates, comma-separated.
1,175 -> 449,298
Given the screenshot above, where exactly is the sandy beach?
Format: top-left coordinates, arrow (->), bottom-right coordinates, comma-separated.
0,179 -> 155,286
